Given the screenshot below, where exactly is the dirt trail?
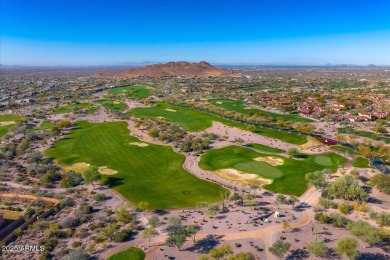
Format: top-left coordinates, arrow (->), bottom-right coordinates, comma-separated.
103,187 -> 320,260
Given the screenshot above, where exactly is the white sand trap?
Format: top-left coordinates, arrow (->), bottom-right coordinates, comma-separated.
243,106 -> 252,110
157,116 -> 165,119
254,156 -> 284,166
215,169 -> 272,185
98,166 -> 117,175
0,121 -> 16,126
165,109 -> 177,112
113,101 -> 120,104
64,162 -> 90,172
129,142 -> 149,147
301,137 -> 322,149
215,101 -> 223,104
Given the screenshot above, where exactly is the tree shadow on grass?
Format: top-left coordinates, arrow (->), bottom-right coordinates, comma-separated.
186,235 -> 221,254
104,177 -> 125,187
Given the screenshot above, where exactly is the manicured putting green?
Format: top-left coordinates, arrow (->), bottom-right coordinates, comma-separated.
314,156 -> 333,166
108,85 -> 150,98
209,99 -> 312,122
98,100 -> 127,112
353,157 -> 372,168
246,143 -> 285,153
0,114 -> 25,137
45,121 -> 224,209
200,145 -> 347,196
108,247 -> 145,260
52,103 -> 92,114
130,103 -> 308,145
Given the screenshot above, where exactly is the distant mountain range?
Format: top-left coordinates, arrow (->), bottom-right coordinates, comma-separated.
96,61 -> 242,78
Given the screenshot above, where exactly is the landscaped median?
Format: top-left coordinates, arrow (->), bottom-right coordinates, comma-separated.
45,121 -> 226,209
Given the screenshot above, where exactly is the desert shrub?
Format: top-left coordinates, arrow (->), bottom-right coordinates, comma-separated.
323,175 -> 368,202
347,220 -> 387,246
338,203 -> 353,215
113,229 -> 132,242
60,171 -> 83,188
314,213 -> 331,224
60,216 -> 79,228
318,197 -> 338,209
352,203 -> 369,212
93,193 -> 107,202
329,213 -> 351,228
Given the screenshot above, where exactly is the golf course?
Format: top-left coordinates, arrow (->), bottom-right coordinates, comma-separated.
199,145 -> 347,196
0,114 -> 25,137
97,100 -> 128,113
108,85 -> 150,99
45,121 -> 225,209
209,99 -> 312,122
52,102 -> 95,114
130,102 -> 308,145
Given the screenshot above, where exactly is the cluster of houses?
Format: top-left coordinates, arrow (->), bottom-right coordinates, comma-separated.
259,93 -> 389,123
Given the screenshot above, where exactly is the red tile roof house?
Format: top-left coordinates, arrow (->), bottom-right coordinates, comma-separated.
371,111 -> 388,120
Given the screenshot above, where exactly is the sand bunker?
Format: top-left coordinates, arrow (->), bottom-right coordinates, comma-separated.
64,162 -> 90,172
215,101 -> 223,104
129,142 -> 149,147
301,137 -> 322,149
157,116 -> 165,119
254,156 -> 284,166
215,169 -> 272,185
0,121 -> 16,126
243,107 -> 252,110
98,166 -> 118,175
165,109 -> 177,112
113,101 -> 120,104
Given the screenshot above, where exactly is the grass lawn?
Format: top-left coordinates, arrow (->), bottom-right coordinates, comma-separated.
98,100 -> 127,113
45,121 -> 225,209
52,103 -> 92,114
130,103 -> 308,145
199,145 -> 347,196
330,145 -> 359,155
338,128 -> 390,143
353,157 -> 372,168
209,99 -> 312,122
108,247 -> 145,260
245,143 -> 285,153
35,120 -> 52,130
108,85 -> 150,98
0,114 -> 25,137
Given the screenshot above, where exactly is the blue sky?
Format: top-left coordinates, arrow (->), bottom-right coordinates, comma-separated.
1,0 -> 389,65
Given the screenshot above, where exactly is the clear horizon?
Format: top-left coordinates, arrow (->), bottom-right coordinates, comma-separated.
1,0 -> 390,66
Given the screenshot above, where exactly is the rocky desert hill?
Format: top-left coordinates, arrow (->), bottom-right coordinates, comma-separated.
97,61 -> 241,78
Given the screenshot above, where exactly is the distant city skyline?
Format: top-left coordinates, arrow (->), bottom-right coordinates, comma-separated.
1,0 -> 390,66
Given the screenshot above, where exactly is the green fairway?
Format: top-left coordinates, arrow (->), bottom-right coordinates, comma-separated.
45,121 -> 224,209
209,99 -> 312,122
0,114 -> 25,137
52,103 -> 92,114
98,100 -> 127,112
235,161 -> 282,178
330,145 -> 359,155
130,103 -> 308,145
353,157 -> 372,168
108,247 -> 145,260
199,145 -> 347,196
108,85 -> 150,98
35,120 -> 52,130
246,143 -> 285,153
